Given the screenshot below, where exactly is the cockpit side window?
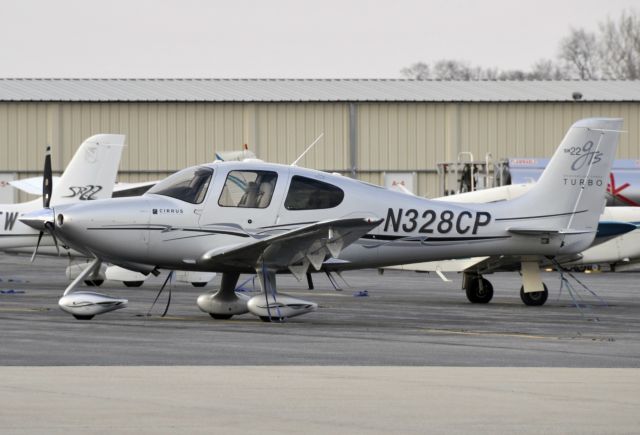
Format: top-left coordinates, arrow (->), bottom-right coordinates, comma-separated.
284,176 -> 344,210
147,166 -> 213,204
218,170 -> 278,208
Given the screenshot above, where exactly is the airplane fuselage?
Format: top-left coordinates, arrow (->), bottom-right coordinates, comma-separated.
52,160 -> 600,274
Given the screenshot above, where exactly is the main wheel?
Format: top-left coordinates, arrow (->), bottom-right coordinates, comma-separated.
84,280 -> 104,287
465,277 -> 494,304
259,316 -> 285,323
73,314 -> 95,320
192,282 -> 207,288
520,284 -> 548,306
209,313 -> 233,320
123,281 -> 144,287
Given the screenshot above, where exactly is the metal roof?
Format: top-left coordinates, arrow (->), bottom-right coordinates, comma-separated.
0,78 -> 638,102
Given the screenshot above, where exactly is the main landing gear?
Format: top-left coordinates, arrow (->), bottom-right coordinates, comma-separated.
520,284 -> 549,306
462,270 -> 549,306
197,270 -> 318,321
463,275 -> 494,304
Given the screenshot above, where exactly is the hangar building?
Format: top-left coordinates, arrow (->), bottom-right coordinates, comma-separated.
0,78 -> 638,201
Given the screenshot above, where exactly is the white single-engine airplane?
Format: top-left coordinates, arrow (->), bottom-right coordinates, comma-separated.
20,118 -> 622,321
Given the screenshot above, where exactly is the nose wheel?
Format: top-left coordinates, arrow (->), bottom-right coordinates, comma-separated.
465,277 -> 494,304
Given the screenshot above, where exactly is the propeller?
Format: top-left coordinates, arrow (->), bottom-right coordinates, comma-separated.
43,145 -> 52,208
30,146 -> 60,262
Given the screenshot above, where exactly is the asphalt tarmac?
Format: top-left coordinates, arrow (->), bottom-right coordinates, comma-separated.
1,254 -> 640,434
1,255 -> 639,367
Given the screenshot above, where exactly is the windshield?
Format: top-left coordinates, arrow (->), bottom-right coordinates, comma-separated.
147,166 -> 213,204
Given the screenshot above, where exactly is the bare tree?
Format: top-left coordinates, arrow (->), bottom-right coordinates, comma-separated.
400,9 -> 640,81
400,62 -> 431,80
400,60 -> 497,80
529,59 -> 570,80
497,69 -> 528,80
559,28 -> 600,79
432,59 -> 474,80
598,10 -> 640,79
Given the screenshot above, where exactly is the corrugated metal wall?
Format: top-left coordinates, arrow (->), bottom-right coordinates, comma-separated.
356,102 -> 640,196
0,101 -> 638,201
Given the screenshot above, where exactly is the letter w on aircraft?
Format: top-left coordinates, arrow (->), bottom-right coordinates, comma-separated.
4,211 -> 18,231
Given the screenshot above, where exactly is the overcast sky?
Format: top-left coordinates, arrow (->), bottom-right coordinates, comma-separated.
0,0 -> 637,78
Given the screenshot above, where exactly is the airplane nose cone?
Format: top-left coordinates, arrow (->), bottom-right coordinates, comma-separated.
19,208 -> 55,232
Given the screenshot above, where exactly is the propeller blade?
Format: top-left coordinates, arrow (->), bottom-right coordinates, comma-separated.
30,231 -> 44,263
43,145 -> 52,208
44,222 -> 60,256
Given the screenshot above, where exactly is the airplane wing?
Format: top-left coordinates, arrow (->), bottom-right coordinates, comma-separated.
199,217 -> 383,277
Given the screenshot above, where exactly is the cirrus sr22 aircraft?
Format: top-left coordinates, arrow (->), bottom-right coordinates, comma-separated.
20,118 -> 622,322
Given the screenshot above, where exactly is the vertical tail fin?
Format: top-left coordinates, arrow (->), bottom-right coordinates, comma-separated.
51,134 -> 125,204
508,118 -> 622,250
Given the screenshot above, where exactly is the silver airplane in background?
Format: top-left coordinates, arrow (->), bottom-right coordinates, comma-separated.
20,118 -> 622,322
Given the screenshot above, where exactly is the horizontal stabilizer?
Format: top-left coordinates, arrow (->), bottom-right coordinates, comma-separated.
507,227 -> 593,236
385,257 -> 489,273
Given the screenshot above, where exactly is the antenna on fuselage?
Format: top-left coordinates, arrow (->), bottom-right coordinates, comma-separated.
291,133 -> 324,167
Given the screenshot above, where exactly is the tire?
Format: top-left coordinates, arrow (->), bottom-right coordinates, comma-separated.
73,314 -> 95,320
123,281 -> 144,287
520,284 -> 549,306
192,282 -> 207,288
465,277 -> 494,304
84,280 -> 104,287
209,313 -> 233,320
259,316 -> 284,323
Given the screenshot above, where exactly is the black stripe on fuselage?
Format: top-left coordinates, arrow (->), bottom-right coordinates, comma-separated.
181,229 -> 251,238
87,226 -> 251,238
361,234 -> 511,242
495,210 -> 588,221
258,221 -> 318,229
87,227 -> 165,231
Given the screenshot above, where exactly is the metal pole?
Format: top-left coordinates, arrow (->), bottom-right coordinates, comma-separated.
349,103 -> 357,178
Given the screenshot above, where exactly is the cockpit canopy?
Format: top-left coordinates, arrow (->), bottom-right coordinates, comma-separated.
147,166 -> 213,204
